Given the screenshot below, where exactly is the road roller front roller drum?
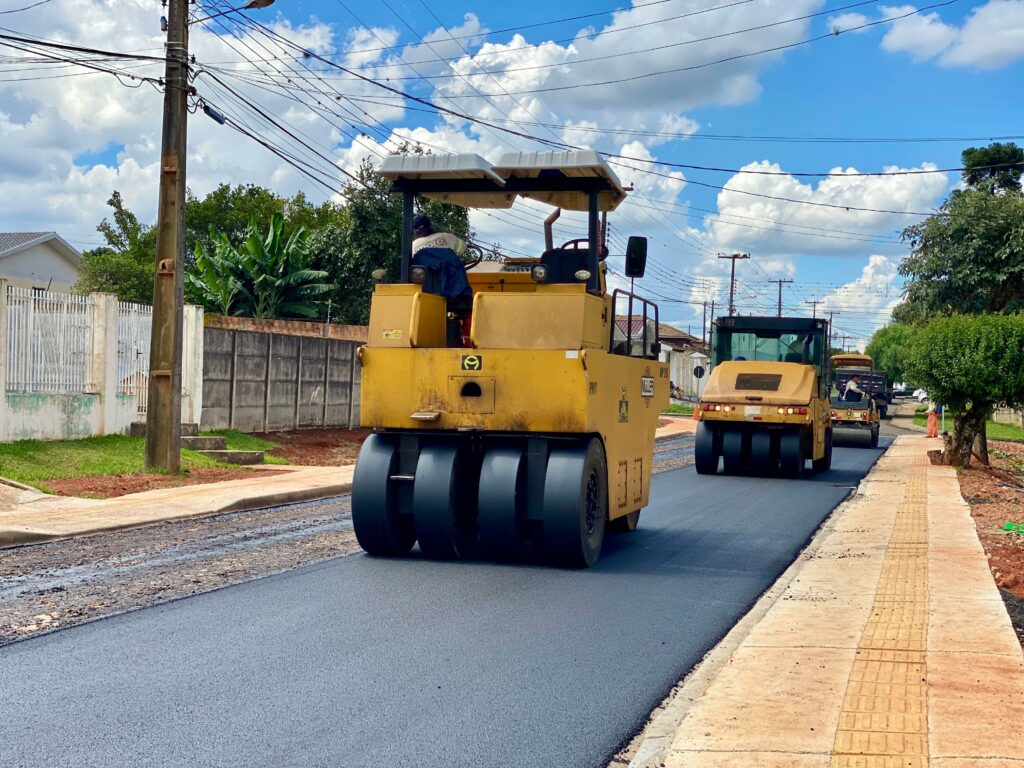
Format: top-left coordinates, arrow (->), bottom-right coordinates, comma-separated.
351,434 -> 416,557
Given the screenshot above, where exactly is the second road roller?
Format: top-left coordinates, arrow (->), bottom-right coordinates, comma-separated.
695,315 -> 833,477
351,151 -> 669,567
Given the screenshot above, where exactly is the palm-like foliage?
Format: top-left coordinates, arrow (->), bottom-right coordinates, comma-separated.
187,232 -> 243,316
187,213 -> 331,319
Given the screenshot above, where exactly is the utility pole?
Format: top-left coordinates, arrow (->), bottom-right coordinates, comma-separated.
701,300 -> 707,346
145,0 -> 189,472
768,278 -> 792,317
804,299 -> 822,318
827,310 -> 840,347
718,252 -> 750,316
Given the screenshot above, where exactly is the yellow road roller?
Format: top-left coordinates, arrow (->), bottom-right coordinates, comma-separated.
352,151 -> 669,567
695,316 -> 832,476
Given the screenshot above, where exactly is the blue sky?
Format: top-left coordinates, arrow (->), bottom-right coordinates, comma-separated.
2,0 -> 1023,344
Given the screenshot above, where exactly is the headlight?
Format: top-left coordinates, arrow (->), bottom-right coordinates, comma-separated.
410,266 -> 426,284
371,268 -> 386,282
574,269 -> 591,282
531,264 -> 549,283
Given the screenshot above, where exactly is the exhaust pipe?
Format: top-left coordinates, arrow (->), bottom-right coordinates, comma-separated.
544,208 -> 561,251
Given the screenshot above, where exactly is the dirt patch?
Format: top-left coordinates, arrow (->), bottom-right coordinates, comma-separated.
45,467 -> 288,499
253,427 -> 371,466
956,439 -> 1024,646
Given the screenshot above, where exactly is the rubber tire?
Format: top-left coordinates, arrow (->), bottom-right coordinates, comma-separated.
609,510 -> 640,533
812,429 -> 833,472
722,429 -> 745,476
543,438 -> 608,568
477,446 -> 526,558
749,431 -> 776,475
870,427 -> 880,448
413,444 -> 477,560
779,431 -> 805,478
351,434 -> 416,556
694,422 -> 720,475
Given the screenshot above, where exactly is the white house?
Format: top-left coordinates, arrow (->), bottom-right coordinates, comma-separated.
0,232 -> 82,292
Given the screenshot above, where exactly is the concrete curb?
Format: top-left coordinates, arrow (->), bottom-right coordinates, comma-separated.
0,480 -> 354,549
0,475 -> 42,492
624,442 -> 885,768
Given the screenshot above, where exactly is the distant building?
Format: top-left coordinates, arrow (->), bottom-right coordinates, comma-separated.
0,232 -> 82,292
614,316 -> 709,399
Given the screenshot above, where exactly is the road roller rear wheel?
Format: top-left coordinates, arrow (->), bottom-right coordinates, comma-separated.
779,431 -> 805,477
413,444 -> 477,560
609,510 -> 640,533
477,446 -> 527,558
543,438 -> 607,568
352,434 -> 416,556
812,429 -> 833,472
749,431 -> 777,475
870,427 -> 879,448
722,429 -> 745,475
694,422 -> 720,475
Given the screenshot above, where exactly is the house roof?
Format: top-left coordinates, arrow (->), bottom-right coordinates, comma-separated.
0,232 -> 82,266
614,316 -> 704,348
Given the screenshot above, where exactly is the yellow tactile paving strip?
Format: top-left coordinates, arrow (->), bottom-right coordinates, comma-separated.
831,455 -> 929,768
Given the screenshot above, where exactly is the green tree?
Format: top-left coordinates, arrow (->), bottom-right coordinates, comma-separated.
306,156 -> 470,324
961,141 -> 1024,193
185,184 -> 344,257
185,232 -> 242,315
897,182 -> 1024,318
865,324 -> 916,384
74,191 -> 156,303
188,214 -> 330,319
905,314 -> 1024,467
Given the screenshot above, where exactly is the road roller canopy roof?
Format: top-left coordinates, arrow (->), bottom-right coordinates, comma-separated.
831,353 -> 873,370
378,151 -> 626,211
711,316 -> 828,370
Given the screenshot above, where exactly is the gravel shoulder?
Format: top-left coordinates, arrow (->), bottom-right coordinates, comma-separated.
0,436 -> 693,646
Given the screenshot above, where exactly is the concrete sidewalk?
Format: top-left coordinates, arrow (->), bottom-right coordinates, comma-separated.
0,420 -> 694,548
629,434 -> 1024,767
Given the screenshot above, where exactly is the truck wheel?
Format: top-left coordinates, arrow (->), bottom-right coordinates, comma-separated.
812,429 -> 833,472
871,427 -> 879,448
543,438 -> 607,568
779,431 -> 805,478
352,434 -> 416,556
722,429 -> 745,475
478,446 -> 527,558
694,422 -> 720,475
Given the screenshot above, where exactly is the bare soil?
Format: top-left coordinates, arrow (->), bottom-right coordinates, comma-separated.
254,427 -> 372,466
45,467 -> 288,499
956,438 -> 1024,646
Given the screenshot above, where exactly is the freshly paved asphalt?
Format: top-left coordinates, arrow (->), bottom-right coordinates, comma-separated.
0,440 -> 888,768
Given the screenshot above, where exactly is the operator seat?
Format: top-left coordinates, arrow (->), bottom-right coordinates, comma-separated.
539,248 -> 590,283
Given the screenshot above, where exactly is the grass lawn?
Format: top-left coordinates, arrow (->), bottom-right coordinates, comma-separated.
203,429 -> 289,465
663,403 -> 695,416
912,412 -> 1024,443
0,435 -> 230,490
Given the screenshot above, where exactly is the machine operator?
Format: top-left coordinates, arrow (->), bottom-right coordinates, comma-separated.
410,214 -> 472,304
843,376 -> 865,402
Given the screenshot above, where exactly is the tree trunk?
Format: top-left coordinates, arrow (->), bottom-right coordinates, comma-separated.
973,421 -> 990,466
948,408 -> 986,468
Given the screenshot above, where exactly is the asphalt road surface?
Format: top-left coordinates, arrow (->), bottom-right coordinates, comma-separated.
1,440 -> 888,768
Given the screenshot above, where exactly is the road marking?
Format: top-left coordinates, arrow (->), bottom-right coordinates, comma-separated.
832,459 -> 929,768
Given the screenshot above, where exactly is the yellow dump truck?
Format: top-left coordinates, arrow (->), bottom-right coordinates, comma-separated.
352,151 -> 669,567
695,316 -> 832,477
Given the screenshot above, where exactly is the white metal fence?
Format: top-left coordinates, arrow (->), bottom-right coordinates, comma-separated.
117,301 -> 152,416
5,286 -> 93,394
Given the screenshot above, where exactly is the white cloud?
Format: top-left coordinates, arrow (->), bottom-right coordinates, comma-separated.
703,161 -> 948,257
879,1 -> 1024,68
941,0 -> 1024,68
816,255 -> 903,350
827,12 -> 872,33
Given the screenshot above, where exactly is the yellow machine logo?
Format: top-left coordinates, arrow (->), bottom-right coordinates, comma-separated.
461,354 -> 483,371
382,329 -> 403,340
